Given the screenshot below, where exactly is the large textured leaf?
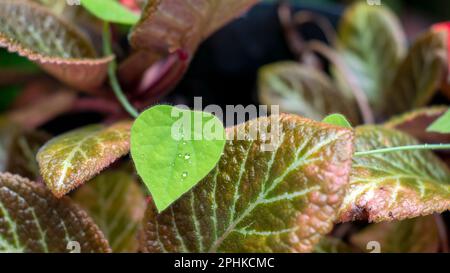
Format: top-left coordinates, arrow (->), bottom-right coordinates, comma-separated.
73,170 -> 146,253
338,126 -> 450,223
258,62 -> 360,124
0,172 -> 111,252
0,0 -> 112,91
139,115 -> 355,253
350,216 -> 440,253
335,2 -> 406,114
383,31 -> 448,117
37,121 -> 132,198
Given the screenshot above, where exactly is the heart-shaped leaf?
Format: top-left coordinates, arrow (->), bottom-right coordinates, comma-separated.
350,216 -> 440,253
0,0 -> 113,91
338,126 -> 450,223
427,109 -> 450,134
335,2 -> 406,115
383,31 -> 448,117
73,169 -> 146,253
0,172 -> 111,252
258,62 -> 360,124
131,105 -> 226,213
81,0 -> 140,25
322,114 -> 352,128
37,121 -> 132,198
139,115 -> 355,253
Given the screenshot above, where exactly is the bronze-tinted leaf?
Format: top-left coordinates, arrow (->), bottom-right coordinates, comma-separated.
0,0 -> 113,91
73,170 -> 146,253
140,115 -> 354,253
383,31 -> 448,117
338,126 -> 450,223
384,106 -> 450,144
350,216 -> 440,253
258,61 -> 360,124
37,121 -> 132,198
335,2 -> 406,115
0,172 -> 110,252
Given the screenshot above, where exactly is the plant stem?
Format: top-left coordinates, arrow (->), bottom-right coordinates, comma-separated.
354,143 -> 450,157
102,22 -> 139,118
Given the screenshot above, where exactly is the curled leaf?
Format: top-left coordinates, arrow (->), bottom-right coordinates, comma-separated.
335,2 -> 406,115
0,172 -> 111,252
0,0 -> 113,91
350,216 -> 440,253
384,31 -> 448,117
258,62 -> 360,124
73,170 -> 146,253
339,126 -> 450,223
139,115 -> 354,253
37,121 -> 132,198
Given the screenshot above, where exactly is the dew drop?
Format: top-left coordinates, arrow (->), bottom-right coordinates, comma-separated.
184,153 -> 191,160
181,172 -> 188,179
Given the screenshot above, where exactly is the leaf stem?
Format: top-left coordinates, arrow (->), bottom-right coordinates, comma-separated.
354,143 -> 450,157
102,22 -> 139,118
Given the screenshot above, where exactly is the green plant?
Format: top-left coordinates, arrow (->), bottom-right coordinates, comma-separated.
0,0 -> 449,253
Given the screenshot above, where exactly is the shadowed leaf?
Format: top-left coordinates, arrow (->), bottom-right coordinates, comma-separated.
383,31 -> 448,117
258,62 -> 360,124
338,126 -> 450,223
0,172 -> 111,253
350,216 -> 440,253
37,121 -> 132,198
73,170 -> 146,253
313,236 -> 356,253
335,2 -> 406,115
0,0 -> 113,91
139,115 -> 354,253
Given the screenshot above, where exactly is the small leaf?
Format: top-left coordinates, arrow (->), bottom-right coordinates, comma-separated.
383,30 -> 448,117
350,216 -> 440,253
0,172 -> 111,252
0,0 -> 113,91
338,126 -> 450,223
322,114 -> 352,128
335,2 -> 406,115
427,109 -> 450,134
81,0 -> 140,25
258,62 -> 360,124
139,115 -> 355,253
73,169 -> 146,253
37,121 -> 132,198
131,105 -> 226,213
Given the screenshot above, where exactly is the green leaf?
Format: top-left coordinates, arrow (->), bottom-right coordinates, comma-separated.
139,115 -> 355,253
0,0 -> 112,91
0,172 -> 111,252
350,216 -> 440,253
322,114 -> 352,128
131,105 -> 226,213
335,2 -> 406,115
258,62 -> 360,124
338,126 -> 450,223
383,31 -> 448,117
81,0 -> 139,25
37,121 -> 132,198
73,169 -> 146,253
427,109 -> 450,134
